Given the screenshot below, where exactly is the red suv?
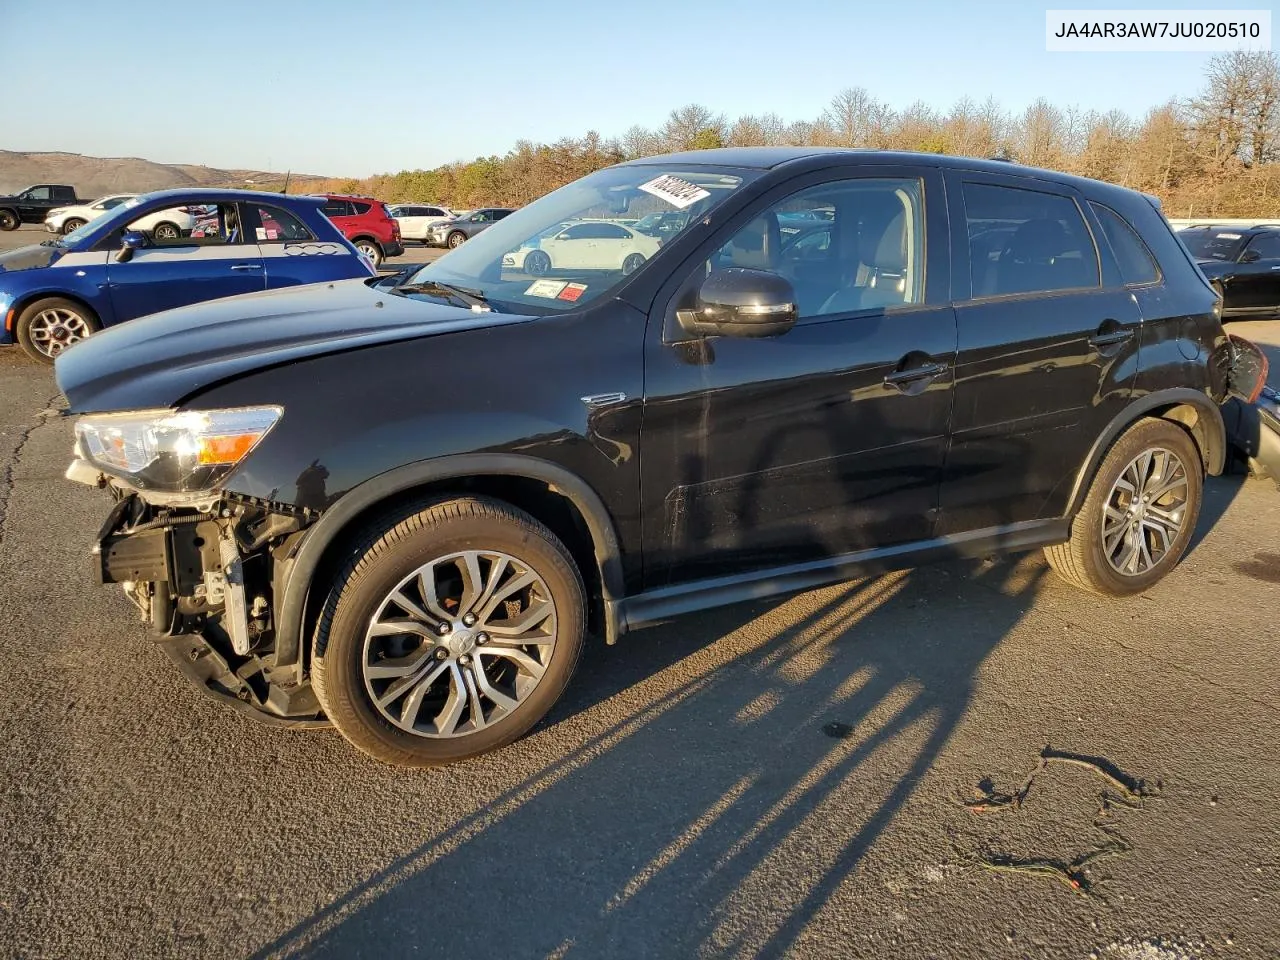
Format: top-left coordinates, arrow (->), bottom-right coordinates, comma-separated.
316,194 -> 404,268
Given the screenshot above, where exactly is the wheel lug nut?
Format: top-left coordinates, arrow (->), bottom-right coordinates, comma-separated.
436,622 -> 451,636
462,612 -> 477,626
476,633 -> 488,645
435,647 -> 448,660
459,654 -> 471,666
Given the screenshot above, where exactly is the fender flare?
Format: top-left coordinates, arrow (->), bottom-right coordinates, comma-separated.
1064,388 -> 1226,518
272,453 -> 626,676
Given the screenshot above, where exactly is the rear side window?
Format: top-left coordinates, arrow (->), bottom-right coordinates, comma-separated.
322,199 -> 352,218
963,182 -> 1099,297
350,201 -> 372,215
494,210 -> 512,220
250,204 -> 313,242
1090,202 -> 1160,285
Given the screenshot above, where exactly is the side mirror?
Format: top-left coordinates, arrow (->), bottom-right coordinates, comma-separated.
1240,249 -> 1262,263
677,268 -> 798,339
115,230 -> 150,263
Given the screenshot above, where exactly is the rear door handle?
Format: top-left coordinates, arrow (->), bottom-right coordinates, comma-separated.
1088,329 -> 1133,347
883,361 -> 948,388
230,263 -> 263,271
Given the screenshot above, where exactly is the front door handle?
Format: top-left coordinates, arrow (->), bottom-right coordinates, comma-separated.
230,263 -> 263,271
883,361 -> 948,389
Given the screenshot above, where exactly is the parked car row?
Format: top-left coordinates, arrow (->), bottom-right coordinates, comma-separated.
33,147 -> 1279,769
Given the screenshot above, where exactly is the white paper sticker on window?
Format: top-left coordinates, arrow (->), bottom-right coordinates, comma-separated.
637,174 -> 711,210
525,279 -> 568,298
255,227 -> 268,240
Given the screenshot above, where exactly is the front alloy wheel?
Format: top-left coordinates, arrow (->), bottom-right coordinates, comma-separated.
312,497 -> 585,766
15,297 -> 101,363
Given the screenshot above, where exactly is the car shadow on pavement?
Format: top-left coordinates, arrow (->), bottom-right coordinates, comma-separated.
250,555 -> 1045,960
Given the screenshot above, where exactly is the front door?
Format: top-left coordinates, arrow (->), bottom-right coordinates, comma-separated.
1229,231 -> 1280,313
106,202 -> 267,322
640,167 -> 957,588
936,171 -> 1143,533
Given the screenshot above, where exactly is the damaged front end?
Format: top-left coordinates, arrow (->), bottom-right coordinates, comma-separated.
1221,335 -> 1280,489
67,405 -> 329,727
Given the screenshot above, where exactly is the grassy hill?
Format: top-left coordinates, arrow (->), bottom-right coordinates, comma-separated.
0,150 -> 329,199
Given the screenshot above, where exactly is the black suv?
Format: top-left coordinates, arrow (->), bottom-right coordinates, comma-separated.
1179,223 -> 1280,319
55,148 -> 1269,767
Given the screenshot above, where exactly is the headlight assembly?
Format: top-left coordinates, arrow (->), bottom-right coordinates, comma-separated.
75,405 -> 282,492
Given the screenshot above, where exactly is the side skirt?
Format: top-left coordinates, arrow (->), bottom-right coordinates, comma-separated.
618,518 -> 1070,632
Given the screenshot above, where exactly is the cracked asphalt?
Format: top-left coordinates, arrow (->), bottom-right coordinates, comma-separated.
0,224 -> 1278,959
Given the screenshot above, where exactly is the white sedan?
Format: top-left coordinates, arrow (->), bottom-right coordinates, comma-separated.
45,194 -> 196,240
504,221 -> 662,276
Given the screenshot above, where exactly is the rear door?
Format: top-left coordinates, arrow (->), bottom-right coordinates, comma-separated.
106,201 -> 266,321
937,171 -> 1143,533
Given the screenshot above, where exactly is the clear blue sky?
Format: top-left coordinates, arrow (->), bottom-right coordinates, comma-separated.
1,0 -> 1274,177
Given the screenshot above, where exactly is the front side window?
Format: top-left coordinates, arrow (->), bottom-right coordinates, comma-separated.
712,177 -> 925,319
400,164 -> 756,313
1243,231 -> 1280,261
1090,202 -> 1160,285
964,182 -> 1099,297
134,203 -> 245,246
23,186 -> 52,201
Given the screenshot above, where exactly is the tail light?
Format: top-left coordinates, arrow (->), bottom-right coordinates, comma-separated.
1227,335 -> 1269,404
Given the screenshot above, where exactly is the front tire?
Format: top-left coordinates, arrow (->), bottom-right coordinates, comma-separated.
61,217 -> 86,234
15,297 -> 101,363
312,497 -> 586,766
524,250 -> 551,276
1045,417 -> 1203,596
447,231 -> 466,249
355,240 -> 384,269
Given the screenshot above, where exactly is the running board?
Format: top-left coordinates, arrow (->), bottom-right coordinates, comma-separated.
619,518 -> 1070,631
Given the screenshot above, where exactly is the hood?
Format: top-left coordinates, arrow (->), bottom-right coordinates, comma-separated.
0,244 -> 59,274
56,278 -> 535,413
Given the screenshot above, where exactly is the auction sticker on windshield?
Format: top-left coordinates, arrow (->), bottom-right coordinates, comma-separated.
639,174 -> 711,209
525,279 -> 568,298
558,282 -> 588,302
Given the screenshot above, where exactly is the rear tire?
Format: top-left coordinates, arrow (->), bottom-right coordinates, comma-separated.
15,297 -> 101,363
151,221 -> 180,241
1045,417 -> 1202,596
312,496 -> 586,767
0,209 -> 17,231
355,240 -> 383,269
524,250 -> 551,276
622,252 -> 645,275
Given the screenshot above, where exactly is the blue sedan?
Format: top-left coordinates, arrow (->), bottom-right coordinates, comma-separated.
0,188 -> 376,362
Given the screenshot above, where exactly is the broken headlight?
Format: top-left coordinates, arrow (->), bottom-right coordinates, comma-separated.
75,406 -> 282,492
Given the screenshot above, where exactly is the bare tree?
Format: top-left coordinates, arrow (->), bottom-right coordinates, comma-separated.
660,105 -> 726,152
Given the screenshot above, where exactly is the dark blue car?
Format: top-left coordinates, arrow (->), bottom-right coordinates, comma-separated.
0,188 -> 375,362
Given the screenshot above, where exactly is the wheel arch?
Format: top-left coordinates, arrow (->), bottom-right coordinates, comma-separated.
1064,388 -> 1226,518
274,453 -> 626,681
6,289 -> 104,336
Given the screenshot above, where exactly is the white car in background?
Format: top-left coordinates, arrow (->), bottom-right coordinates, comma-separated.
44,194 -> 196,240
503,220 -> 662,276
388,203 -> 456,242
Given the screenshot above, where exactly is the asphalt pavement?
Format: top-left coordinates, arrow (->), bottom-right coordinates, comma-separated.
0,224 -> 1278,959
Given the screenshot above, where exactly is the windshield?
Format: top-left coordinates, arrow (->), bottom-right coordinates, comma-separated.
399,165 -> 757,312
1180,229 -> 1246,262
59,195 -> 145,246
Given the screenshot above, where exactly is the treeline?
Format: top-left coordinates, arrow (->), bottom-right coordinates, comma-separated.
298,51 -> 1280,218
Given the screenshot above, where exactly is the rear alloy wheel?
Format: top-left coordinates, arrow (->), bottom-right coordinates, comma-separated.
356,240 -> 383,269
1045,417 -> 1202,596
152,221 -> 180,241
312,497 -> 585,766
61,217 -> 86,234
0,209 -> 17,231
447,231 -> 466,249
622,252 -> 646,275
524,250 -> 551,276
15,297 -> 101,363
